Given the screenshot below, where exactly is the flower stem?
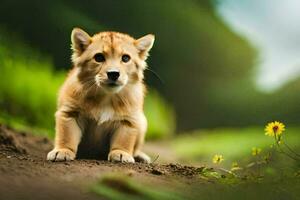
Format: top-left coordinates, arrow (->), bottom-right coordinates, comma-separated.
283,142 -> 300,157
274,134 -> 299,161
219,168 -> 238,178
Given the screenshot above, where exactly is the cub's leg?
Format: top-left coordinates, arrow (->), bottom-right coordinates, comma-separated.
108,124 -> 138,163
133,131 -> 151,163
47,111 -> 82,161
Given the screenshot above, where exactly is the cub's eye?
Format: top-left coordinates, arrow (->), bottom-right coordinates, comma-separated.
94,53 -> 105,62
122,54 -> 131,63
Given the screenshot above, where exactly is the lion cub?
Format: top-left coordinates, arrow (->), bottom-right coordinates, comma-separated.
47,28 -> 154,163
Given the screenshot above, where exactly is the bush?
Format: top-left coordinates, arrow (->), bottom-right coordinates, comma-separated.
144,89 -> 175,140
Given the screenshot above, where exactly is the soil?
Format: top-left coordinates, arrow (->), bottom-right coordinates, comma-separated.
0,124 -> 205,200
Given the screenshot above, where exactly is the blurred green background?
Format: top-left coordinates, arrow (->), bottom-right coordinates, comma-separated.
0,0 -> 299,142
1,1 -> 300,198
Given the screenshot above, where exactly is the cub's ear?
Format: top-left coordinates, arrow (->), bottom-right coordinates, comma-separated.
135,34 -> 155,60
71,28 -> 91,53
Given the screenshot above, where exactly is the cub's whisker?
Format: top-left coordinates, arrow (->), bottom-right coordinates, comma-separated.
145,68 -> 164,85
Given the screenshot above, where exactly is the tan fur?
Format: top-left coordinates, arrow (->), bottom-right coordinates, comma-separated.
47,28 -> 154,163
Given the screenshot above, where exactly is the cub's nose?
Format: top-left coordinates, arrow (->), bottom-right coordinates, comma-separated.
107,70 -> 120,82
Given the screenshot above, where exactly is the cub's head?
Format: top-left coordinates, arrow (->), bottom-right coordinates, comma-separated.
71,28 -> 154,93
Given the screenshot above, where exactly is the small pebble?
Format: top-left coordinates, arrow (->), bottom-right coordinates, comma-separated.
126,169 -> 136,176
151,168 -> 164,175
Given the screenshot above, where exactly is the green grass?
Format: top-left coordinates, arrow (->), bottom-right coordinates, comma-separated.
91,174 -> 183,200
171,127 -> 300,165
0,29 -> 63,136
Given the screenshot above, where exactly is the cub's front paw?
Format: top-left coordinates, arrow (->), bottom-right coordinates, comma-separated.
47,148 -> 75,162
108,150 -> 135,163
134,151 -> 151,164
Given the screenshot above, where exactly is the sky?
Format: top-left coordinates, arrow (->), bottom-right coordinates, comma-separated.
216,0 -> 300,91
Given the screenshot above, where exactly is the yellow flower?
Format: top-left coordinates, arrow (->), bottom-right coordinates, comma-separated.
265,121 -> 285,137
231,162 -> 242,171
212,154 -> 224,164
231,162 -> 239,168
252,147 -> 262,156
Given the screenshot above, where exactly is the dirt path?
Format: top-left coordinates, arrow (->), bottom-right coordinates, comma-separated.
0,124 -> 205,200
